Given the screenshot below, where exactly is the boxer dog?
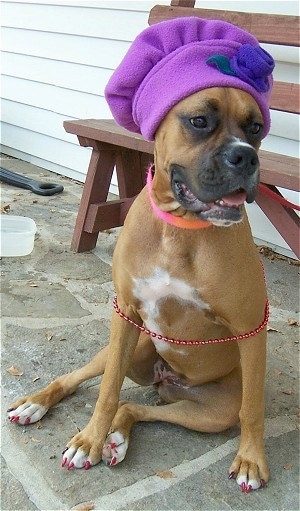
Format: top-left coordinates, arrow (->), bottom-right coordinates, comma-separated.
8,17 -> 274,493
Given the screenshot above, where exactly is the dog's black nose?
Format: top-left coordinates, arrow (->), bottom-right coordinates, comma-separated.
224,144 -> 259,175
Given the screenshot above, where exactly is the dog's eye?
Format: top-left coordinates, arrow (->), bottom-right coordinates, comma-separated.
250,123 -> 262,135
190,117 -> 207,129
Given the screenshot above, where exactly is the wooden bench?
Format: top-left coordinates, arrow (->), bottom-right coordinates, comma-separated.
64,0 -> 300,258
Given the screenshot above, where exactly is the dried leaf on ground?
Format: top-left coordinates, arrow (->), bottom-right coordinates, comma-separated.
267,326 -> 280,332
1,204 -> 10,214
287,318 -> 299,326
282,389 -> 293,395
74,503 -> 94,511
156,470 -> 176,479
7,365 -> 23,376
257,246 -> 300,266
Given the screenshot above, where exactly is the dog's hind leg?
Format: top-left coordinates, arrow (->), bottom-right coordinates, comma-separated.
7,346 -> 110,425
102,367 -> 242,466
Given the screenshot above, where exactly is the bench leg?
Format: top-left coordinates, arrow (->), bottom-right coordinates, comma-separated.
116,150 -> 151,198
71,148 -> 116,252
255,186 -> 300,259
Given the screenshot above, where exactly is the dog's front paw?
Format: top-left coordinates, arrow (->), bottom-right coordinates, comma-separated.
61,427 -> 104,470
61,446 -> 92,470
8,400 -> 48,425
102,431 -> 129,466
229,454 -> 269,492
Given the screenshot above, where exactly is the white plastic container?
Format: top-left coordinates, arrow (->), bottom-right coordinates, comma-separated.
0,215 -> 37,257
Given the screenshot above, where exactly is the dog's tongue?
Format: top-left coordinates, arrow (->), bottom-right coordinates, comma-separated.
221,190 -> 247,207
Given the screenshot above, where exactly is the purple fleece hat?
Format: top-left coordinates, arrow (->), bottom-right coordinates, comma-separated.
105,17 -> 274,140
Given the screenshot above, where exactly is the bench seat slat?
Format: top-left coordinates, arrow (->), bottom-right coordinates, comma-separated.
64,119 -> 154,154
259,151 -> 299,191
64,119 -> 299,192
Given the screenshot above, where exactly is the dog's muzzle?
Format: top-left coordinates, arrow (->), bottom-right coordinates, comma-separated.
171,141 -> 260,226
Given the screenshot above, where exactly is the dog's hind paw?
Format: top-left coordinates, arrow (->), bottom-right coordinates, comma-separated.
102,431 -> 128,466
8,402 -> 48,425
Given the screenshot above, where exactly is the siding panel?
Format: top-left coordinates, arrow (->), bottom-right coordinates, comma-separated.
2,2 -> 149,41
1,52 -> 112,94
2,123 -> 92,175
1,75 -> 111,118
2,28 -> 131,69
2,101 -> 76,143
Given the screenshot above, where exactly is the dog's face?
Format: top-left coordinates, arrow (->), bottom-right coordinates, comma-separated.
154,87 -> 264,226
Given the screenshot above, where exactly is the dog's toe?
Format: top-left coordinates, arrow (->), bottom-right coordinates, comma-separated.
61,426 -> 105,470
230,456 -> 268,492
102,431 -> 128,466
8,402 -> 48,425
236,474 -> 261,492
61,447 -> 91,470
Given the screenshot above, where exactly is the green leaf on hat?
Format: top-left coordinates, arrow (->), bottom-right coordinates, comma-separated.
206,55 -> 236,76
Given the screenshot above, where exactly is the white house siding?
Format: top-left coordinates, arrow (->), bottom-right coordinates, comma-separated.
1,0 -> 167,182
1,0 -> 299,256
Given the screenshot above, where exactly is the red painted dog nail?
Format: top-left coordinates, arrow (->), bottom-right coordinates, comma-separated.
245,485 -> 252,493
25,417 -> 31,424
61,457 -> 67,467
67,462 -> 75,470
12,416 -> 20,423
110,442 -> 117,449
260,479 -> 266,488
241,482 -> 247,492
110,456 -> 117,466
228,471 -> 235,479
84,461 -> 91,470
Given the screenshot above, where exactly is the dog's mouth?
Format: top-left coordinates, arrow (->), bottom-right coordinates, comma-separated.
172,178 -> 250,225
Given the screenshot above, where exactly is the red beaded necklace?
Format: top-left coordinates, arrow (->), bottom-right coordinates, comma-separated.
113,164 -> 269,345
113,296 -> 269,346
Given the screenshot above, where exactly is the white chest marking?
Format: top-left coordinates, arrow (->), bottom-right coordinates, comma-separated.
133,268 -> 209,352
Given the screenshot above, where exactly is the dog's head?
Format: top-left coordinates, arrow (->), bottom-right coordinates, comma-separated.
105,17 -> 275,227
152,87 -> 264,227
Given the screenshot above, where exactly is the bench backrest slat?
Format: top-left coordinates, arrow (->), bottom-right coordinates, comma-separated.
271,82 -> 300,114
149,6 -> 300,46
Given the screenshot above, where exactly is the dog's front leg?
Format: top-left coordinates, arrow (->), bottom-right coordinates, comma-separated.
230,329 -> 269,492
62,305 -> 141,470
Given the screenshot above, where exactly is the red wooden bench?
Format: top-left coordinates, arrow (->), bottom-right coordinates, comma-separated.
64,0 -> 300,258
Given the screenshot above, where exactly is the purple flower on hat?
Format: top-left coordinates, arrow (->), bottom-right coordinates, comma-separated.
207,44 -> 274,92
